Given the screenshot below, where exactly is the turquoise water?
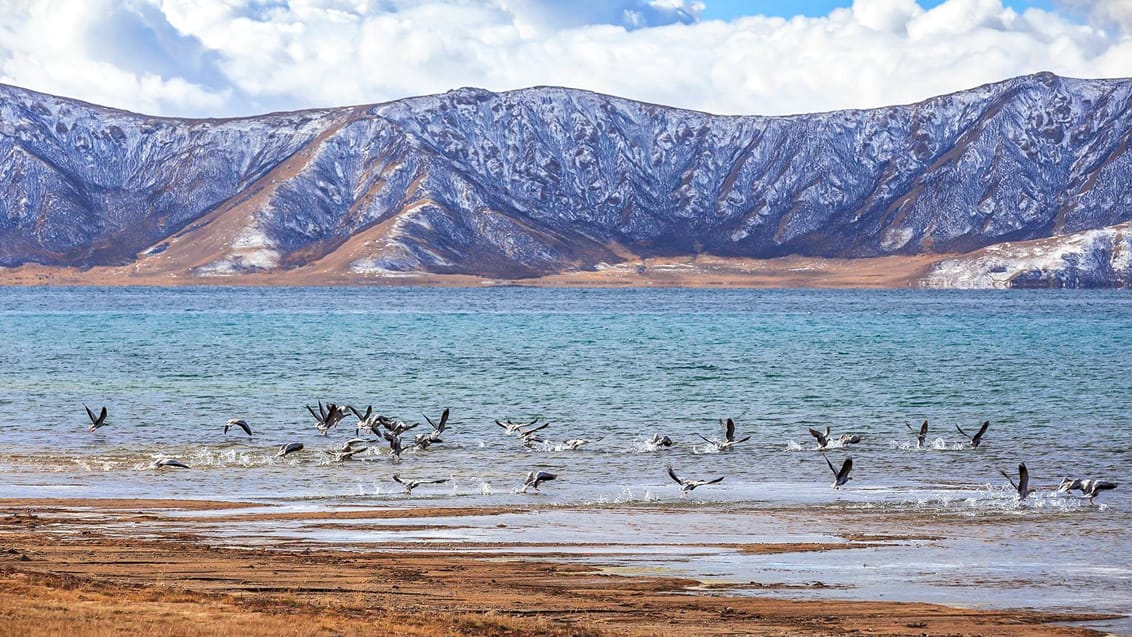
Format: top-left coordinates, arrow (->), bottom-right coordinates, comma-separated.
1,287 -> 1130,629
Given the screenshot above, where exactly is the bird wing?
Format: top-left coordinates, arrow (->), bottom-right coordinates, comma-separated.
306,405 -> 324,423
423,413 -> 438,430
956,424 -> 970,441
808,427 -> 822,440
438,408 -> 449,431
706,476 -> 725,485
85,405 -> 97,424
999,469 -> 1019,492
666,466 -> 683,485
973,421 -> 990,444
392,474 -> 405,485
735,435 -> 751,444
822,453 -> 837,476
237,420 -> 252,435
920,420 -> 929,436
1018,463 -> 1029,494
695,433 -> 716,445
838,457 -> 853,482
725,418 -> 736,441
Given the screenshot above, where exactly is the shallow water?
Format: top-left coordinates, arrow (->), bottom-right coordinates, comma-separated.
1,287 -> 1129,632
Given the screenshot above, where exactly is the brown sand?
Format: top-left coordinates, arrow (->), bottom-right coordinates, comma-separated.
0,253 -> 947,288
0,498 -> 1114,636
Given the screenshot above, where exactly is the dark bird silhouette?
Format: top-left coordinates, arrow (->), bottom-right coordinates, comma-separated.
152,458 -> 189,469
1001,462 -> 1034,499
956,420 -> 990,448
823,453 -> 853,489
666,465 -> 724,496
423,407 -> 450,442
85,405 -> 108,432
907,420 -> 928,447
808,426 -> 831,449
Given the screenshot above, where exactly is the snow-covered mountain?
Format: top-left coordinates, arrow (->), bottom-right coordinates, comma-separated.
1,72 -> 1130,286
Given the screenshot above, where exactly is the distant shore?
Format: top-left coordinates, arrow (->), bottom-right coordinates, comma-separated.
0,498 -> 1114,637
0,254 -> 948,288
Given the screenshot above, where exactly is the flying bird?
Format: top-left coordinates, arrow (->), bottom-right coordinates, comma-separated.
1059,477 -> 1118,503
85,405 -> 108,432
808,426 -> 831,449
423,407 -> 450,442
1000,462 -> 1034,499
666,465 -> 724,496
152,458 -> 190,469
956,420 -> 990,448
521,470 -> 557,493
649,433 -> 674,448
823,453 -> 853,489
392,474 -> 449,494
307,401 -> 348,435
697,418 -> 750,451
838,433 -> 862,446
276,442 -> 304,457
224,418 -> 253,436
907,420 -> 928,448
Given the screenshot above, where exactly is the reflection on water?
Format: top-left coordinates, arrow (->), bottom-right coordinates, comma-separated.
1,287 -> 1130,632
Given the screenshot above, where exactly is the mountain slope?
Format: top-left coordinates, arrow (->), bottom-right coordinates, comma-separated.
1,73 -> 1130,286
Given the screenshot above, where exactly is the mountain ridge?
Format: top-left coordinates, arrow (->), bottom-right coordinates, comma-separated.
1,72 -> 1131,287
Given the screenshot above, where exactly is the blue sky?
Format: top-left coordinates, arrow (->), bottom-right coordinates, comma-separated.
701,0 -> 1057,20
0,0 -> 1128,118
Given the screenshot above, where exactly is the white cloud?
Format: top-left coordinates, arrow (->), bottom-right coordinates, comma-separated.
0,0 -> 1129,118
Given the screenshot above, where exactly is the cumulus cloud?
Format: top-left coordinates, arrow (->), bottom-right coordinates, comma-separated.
0,0 -> 1129,118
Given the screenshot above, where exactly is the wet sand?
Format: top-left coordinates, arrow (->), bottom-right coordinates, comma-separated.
0,498 -> 1114,636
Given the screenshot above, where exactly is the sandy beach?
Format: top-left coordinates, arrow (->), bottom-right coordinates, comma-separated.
0,498 -> 1115,637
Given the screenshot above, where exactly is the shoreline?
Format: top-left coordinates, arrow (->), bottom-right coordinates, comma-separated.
0,498 -> 1117,636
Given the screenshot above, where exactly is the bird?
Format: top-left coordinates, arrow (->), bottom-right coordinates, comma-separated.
152,458 -> 189,469
521,470 -> 557,493
956,420 -> 990,448
666,465 -> 724,496
838,433 -> 862,446
697,418 -> 750,451
1058,478 -> 1118,503
423,407 -> 450,442
326,444 -> 368,462
649,433 -> 674,448
224,418 -> 253,436
1000,462 -> 1034,499
276,442 -> 304,457
808,426 -> 831,449
392,474 -> 449,494
307,401 -> 348,435
823,453 -> 853,489
496,417 -> 542,435
349,405 -> 377,436
906,420 -> 928,448
383,431 -> 404,461
326,438 -> 369,461
85,405 -> 108,432
560,438 -> 592,450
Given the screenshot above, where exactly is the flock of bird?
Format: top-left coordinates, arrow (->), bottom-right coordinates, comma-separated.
82,404 -> 1118,503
